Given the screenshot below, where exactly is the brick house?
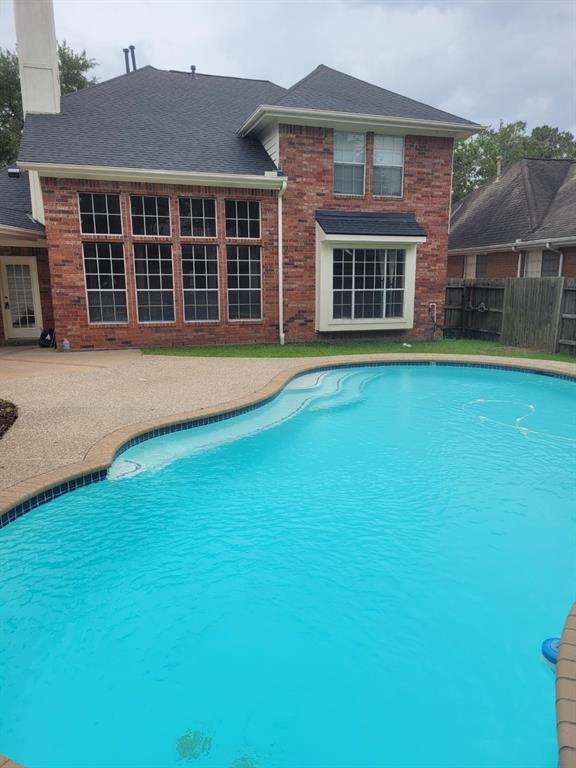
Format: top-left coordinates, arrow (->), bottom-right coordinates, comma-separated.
0,0 -> 479,350
448,158 -> 576,280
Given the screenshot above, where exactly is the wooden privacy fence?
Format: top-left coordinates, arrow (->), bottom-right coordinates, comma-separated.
444,277 -> 576,355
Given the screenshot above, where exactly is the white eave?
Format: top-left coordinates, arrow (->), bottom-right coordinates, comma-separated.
240,105 -> 483,140
448,235 -> 576,254
0,222 -> 46,247
17,162 -> 288,190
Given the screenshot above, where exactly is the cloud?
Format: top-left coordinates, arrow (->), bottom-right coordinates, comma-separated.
1,0 -> 574,131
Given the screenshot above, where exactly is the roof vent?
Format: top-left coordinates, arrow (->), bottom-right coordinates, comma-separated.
190,65 -> 197,77
7,167 -> 20,179
123,48 -> 130,73
129,45 -> 137,71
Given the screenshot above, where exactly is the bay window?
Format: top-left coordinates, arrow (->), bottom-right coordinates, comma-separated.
333,248 -> 405,320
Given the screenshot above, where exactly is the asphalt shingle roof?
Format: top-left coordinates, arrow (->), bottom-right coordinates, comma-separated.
449,159 -> 576,251
0,167 -> 44,233
274,65 -> 477,126
316,210 -> 426,237
19,67 -> 287,175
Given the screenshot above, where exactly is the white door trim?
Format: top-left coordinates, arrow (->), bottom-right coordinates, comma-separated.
0,255 -> 44,340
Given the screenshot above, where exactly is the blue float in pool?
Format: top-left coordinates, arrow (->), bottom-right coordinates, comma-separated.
542,637 -> 560,664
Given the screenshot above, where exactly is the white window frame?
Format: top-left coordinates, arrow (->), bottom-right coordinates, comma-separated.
226,244 -> 263,322
82,241 -> 129,325
181,243 -> 220,323
372,134 -> 404,198
225,199 -> 261,240
78,192 -> 123,236
133,242 -> 176,324
463,254 -> 477,279
179,197 -> 218,239
333,131 -> 366,197
130,194 -> 172,238
315,224 -> 425,332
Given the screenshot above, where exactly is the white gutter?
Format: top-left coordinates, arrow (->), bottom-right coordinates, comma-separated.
277,178 -> 287,345
18,161 -> 288,190
449,235 -> 576,255
240,105 -> 483,140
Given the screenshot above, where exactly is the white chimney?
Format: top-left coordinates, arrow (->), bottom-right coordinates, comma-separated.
14,0 -> 60,115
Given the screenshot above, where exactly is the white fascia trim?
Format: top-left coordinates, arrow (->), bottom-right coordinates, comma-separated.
18,162 -> 288,190
322,233 -> 426,245
240,105 -> 483,140
448,236 -> 576,255
0,224 -> 46,246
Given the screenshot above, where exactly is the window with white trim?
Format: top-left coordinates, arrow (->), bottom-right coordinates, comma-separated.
182,244 -> 219,321
373,135 -> 404,197
225,200 -> 260,238
227,245 -> 261,319
179,198 -> 217,237
134,243 -> 174,322
79,193 -> 122,235
83,242 -> 127,323
334,131 -> 365,195
130,195 -> 171,236
333,248 -> 405,320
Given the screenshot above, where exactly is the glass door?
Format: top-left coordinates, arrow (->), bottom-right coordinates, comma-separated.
1,256 -> 43,340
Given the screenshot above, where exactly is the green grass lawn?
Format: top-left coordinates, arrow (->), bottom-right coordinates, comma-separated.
143,338 -> 576,363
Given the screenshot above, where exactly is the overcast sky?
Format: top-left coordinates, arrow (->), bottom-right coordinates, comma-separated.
1,0 -> 575,132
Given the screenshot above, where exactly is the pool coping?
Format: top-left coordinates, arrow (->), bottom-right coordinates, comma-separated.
1,352 -> 575,768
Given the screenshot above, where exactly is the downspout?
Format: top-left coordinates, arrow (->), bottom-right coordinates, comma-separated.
277,178 -> 287,345
512,239 -> 523,277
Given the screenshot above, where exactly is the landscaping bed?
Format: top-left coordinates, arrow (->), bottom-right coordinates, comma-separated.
0,399 -> 18,439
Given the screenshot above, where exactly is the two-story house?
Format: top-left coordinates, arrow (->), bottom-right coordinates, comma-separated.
0,0 -> 480,349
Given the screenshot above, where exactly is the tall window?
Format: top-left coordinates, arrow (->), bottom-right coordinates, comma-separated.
130,195 -> 171,236
227,245 -> 261,320
179,198 -> 217,237
541,250 -> 561,277
373,135 -> 404,197
334,132 -> 365,195
134,243 -> 174,322
475,253 -> 488,277
182,244 -> 219,321
83,242 -> 127,323
79,193 -> 122,234
225,200 -> 260,238
333,248 -> 405,320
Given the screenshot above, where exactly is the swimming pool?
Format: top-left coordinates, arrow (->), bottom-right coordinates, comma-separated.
0,364 -> 574,768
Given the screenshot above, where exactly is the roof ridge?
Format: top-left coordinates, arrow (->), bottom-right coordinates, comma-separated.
62,65 -> 155,101
167,69 -> 283,87
273,65 -> 324,105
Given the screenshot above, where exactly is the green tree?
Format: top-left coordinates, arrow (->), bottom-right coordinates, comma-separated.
0,41 -> 97,166
452,121 -> 576,203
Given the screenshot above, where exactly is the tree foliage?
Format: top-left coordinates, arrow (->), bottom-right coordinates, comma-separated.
453,120 -> 576,203
0,41 -> 97,166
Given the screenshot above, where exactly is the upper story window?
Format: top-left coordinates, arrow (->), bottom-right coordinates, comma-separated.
373,135 -> 404,197
179,197 -> 217,237
225,200 -> 260,239
130,195 -> 171,237
334,131 -> 365,195
79,193 -> 122,235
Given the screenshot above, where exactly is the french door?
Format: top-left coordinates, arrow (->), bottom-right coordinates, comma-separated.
0,256 -> 44,340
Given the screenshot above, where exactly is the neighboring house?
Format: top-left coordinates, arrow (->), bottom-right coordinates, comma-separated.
448,158 -> 576,280
0,0 -> 480,349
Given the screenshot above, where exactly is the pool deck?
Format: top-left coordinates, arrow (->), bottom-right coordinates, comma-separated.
0,345 -> 575,768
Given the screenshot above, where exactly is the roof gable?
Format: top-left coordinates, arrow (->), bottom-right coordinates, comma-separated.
273,65 -> 476,126
449,158 -> 576,251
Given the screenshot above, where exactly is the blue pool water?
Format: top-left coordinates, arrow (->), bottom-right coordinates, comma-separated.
1,364 -> 575,768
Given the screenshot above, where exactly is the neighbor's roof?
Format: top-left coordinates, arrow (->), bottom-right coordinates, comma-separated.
316,210 -> 426,237
449,158 -> 576,251
19,67 -> 286,176
275,65 -> 476,126
18,64 -> 478,176
0,167 -> 44,233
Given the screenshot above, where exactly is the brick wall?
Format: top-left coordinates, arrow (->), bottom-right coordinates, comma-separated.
0,245 -> 53,342
562,247 -> 576,278
279,126 -> 454,340
449,248 -> 576,278
41,178 -> 279,349
447,254 -> 464,278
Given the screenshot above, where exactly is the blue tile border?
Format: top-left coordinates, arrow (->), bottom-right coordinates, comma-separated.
1,359 -> 574,531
